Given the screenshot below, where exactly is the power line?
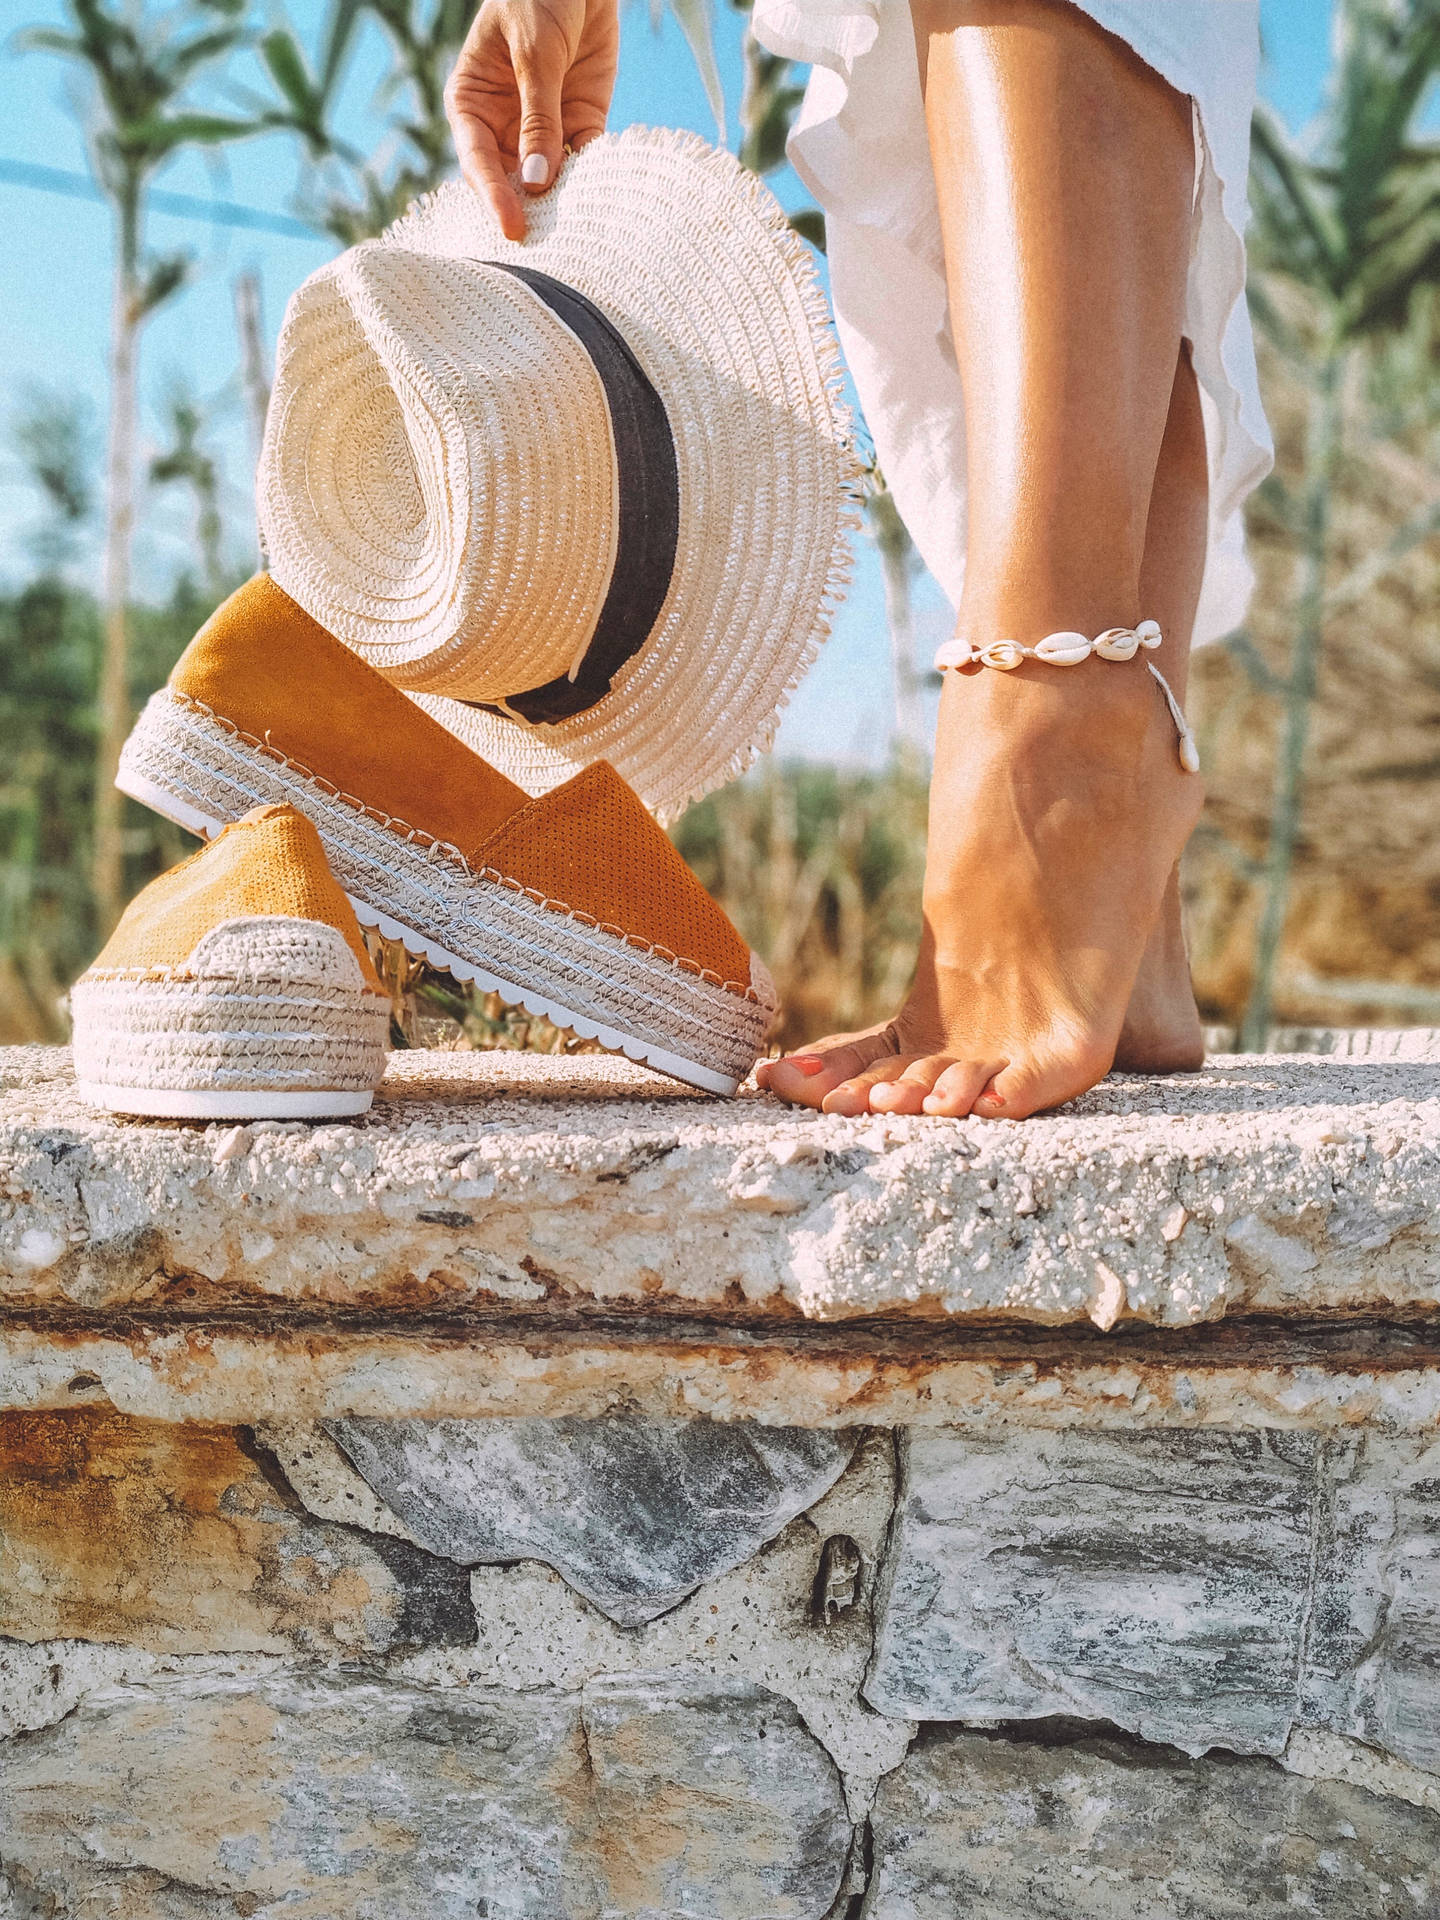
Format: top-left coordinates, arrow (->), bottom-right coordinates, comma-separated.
0,156 -> 320,240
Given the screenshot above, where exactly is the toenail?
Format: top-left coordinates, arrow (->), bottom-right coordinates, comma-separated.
783,1056 -> 828,1077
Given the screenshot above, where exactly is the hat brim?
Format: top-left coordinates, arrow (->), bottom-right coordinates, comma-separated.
384,127 -> 859,823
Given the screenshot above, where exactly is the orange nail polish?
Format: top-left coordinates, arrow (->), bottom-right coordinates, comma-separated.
785,1055 -> 828,1077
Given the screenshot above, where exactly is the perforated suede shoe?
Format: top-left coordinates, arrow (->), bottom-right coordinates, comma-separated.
72,804 -> 390,1120
117,576 -> 776,1094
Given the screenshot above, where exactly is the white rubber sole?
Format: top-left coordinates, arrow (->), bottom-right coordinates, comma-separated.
117,768 -> 740,1098
77,1082 -> 374,1120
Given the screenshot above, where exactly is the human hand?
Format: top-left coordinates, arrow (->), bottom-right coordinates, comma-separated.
445,0 -> 620,241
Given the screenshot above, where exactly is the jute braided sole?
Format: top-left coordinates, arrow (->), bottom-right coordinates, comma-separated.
73,960 -> 390,1122
117,691 -> 772,1095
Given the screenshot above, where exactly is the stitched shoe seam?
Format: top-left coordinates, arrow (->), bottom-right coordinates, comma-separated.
169,689 -> 764,1005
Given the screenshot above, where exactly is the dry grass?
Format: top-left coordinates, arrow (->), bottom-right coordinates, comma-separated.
671,758 -> 929,1051
1185,325 -> 1440,1031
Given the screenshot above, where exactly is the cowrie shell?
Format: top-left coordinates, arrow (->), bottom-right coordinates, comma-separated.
979,640 -> 1026,670
1093,627 -> 1140,661
1135,619 -> 1163,648
1033,631 -> 1093,666
1179,733 -> 1201,773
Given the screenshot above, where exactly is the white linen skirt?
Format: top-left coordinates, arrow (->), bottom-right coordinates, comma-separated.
750,0 -> 1275,646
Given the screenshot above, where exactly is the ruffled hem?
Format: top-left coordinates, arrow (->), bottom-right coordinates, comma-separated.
752,0 -> 1274,646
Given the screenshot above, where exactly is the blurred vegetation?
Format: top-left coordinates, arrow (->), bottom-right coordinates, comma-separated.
20,0 -> 258,935
673,762 -> 929,1049
3,0 -> 1438,1053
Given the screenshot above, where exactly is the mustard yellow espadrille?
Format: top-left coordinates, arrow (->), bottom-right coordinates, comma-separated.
72,805 -> 389,1119
117,577 -> 777,1095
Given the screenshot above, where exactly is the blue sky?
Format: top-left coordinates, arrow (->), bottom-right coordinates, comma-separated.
0,0 -> 1336,764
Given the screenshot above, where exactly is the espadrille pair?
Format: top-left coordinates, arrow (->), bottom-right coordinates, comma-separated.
73,131 -> 855,1120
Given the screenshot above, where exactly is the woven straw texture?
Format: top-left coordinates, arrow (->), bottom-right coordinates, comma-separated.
257,126 -> 860,824
120,691 -> 774,1081
259,254 -> 619,698
73,925 -> 390,1095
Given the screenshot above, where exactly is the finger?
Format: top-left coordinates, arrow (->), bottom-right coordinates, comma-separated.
515,43 -> 567,193
449,105 -> 527,241
561,95 -> 609,154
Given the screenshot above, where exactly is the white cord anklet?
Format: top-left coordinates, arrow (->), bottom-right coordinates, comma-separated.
933,621 -> 1200,773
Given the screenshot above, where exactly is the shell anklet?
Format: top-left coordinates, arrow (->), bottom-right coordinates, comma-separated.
934,621 -> 1200,774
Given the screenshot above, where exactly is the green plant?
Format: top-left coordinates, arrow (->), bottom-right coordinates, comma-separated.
21,0 -> 257,933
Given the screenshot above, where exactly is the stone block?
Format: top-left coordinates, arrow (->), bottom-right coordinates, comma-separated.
1338,1438 -> 1440,1777
0,1667 -> 850,1919
865,1426 -> 1319,1754
399,1430 -> 915,1810
866,1727 -> 1440,1918
326,1414 -> 857,1624
0,1669 -> 600,1918
583,1674 -> 851,1918
0,1410 -> 471,1655
865,1428 -> 1440,1777
5,1045 -> 1440,1343
0,1634 -> 159,1740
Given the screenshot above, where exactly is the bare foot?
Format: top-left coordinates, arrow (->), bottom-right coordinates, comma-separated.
757,658 -> 1203,1119
759,877 -> 1203,1102
1113,868 -> 1204,1073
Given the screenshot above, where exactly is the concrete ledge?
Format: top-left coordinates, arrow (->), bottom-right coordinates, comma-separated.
2,1043 -> 1438,1427
5,1037 -> 1440,1914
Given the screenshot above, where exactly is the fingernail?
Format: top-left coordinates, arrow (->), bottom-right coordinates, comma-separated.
521,153 -> 550,187
783,1055 -> 828,1077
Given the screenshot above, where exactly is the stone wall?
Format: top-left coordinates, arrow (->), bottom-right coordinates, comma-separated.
3,1043 -> 1440,1916
6,1407 -> 1440,1917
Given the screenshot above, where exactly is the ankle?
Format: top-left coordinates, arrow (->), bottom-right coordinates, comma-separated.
954,573 -> 1146,649
940,650 -> 1167,762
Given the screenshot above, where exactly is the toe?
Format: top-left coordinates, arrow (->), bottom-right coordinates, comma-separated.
920,1057 -> 1008,1117
978,1041 -> 1109,1119
869,1056 -> 956,1114
765,1031 -> 896,1110
822,1052 -> 921,1116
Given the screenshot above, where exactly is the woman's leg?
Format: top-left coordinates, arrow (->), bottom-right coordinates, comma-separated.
1115,339 -> 1209,1072
762,0 -> 1207,1118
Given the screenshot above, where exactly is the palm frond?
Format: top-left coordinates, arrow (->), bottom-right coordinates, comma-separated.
664,0 -> 727,143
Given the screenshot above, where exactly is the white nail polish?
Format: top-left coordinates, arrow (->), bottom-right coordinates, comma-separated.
521,153 -> 549,187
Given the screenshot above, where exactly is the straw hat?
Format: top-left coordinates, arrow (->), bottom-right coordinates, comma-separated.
257,126 -> 858,822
